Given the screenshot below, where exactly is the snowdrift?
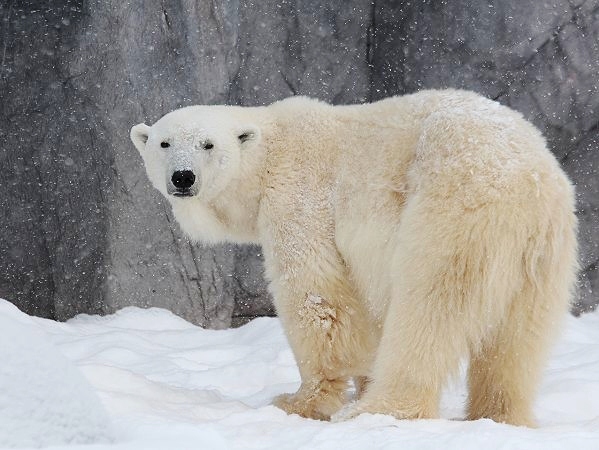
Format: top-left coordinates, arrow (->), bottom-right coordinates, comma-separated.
1,299 -> 599,449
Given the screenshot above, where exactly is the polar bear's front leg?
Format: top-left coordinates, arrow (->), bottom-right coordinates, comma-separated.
266,256 -> 375,420
272,281 -> 374,420
259,191 -> 377,420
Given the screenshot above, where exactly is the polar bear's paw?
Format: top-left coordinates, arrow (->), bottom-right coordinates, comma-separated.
273,379 -> 347,421
273,392 -> 337,421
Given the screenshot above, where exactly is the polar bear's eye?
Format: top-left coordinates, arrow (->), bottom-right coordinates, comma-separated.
203,142 -> 214,150
160,142 -> 170,148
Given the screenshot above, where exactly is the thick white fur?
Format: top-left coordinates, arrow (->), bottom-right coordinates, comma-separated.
131,90 -> 578,426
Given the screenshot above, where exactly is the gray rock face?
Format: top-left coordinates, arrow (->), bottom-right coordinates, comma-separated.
1,1 -> 597,327
0,2 -> 108,320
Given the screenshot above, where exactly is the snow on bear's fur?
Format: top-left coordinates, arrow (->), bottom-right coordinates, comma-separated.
130,90 -> 578,426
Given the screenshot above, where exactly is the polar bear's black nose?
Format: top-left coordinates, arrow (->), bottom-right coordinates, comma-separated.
171,170 -> 196,190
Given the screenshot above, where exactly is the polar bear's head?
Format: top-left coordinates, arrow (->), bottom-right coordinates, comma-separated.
130,106 -> 260,202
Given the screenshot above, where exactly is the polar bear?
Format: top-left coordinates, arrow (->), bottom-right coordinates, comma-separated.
130,89 -> 578,427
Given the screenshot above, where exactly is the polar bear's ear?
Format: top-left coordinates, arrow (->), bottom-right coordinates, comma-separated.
237,126 -> 260,146
130,123 -> 151,152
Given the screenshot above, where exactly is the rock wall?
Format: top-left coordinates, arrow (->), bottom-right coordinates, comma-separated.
1,1 -> 107,320
0,0 -> 597,327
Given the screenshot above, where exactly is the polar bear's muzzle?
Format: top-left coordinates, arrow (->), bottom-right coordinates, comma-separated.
169,170 -> 198,197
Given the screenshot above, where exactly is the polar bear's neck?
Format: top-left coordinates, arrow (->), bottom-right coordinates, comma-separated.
169,187 -> 262,245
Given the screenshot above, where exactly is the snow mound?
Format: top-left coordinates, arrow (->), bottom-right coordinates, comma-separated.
0,300 -> 113,448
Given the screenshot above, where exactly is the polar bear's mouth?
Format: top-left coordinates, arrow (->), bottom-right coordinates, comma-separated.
172,190 -> 194,197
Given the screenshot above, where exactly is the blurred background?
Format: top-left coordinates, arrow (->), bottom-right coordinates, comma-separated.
1,0 -> 597,328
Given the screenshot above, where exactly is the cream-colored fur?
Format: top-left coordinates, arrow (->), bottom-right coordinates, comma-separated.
131,89 -> 578,426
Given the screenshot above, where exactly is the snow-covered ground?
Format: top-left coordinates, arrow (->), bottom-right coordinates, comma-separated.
2,298 -> 599,449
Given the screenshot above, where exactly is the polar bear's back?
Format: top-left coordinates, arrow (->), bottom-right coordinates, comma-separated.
331,89 -> 570,206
